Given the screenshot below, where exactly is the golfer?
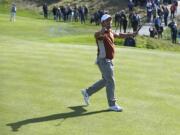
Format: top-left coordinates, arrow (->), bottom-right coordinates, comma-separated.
81,14 -> 136,112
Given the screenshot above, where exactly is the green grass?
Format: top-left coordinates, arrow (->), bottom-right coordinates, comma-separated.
0,12 -> 180,135
0,13 -> 98,43
49,35 -> 95,45
1,36 -> 180,135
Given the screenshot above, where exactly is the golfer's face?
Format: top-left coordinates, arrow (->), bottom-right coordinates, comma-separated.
103,18 -> 112,30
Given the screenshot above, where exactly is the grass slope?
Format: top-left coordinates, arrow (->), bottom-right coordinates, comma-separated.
0,0 -> 128,13
0,13 -> 97,44
0,13 -> 180,135
1,12 -> 180,51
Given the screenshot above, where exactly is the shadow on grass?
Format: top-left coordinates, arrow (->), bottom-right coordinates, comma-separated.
6,105 -> 111,132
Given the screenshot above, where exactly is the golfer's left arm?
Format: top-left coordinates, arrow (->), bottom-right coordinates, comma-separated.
114,32 -> 137,38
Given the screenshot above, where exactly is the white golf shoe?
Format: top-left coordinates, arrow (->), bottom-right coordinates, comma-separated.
81,89 -> 89,106
109,104 -> 123,112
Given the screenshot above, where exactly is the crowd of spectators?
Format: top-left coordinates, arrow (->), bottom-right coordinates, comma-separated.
144,0 -> 178,43
43,3 -> 88,24
41,0 -> 179,44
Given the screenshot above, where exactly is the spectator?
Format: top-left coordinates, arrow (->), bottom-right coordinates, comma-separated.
131,12 -> 140,32
124,36 -> 136,47
149,26 -> 157,38
170,3 -> 176,19
60,6 -> 66,21
114,11 -> 121,27
10,3 -> 16,22
84,5 -> 89,20
56,7 -> 61,22
119,12 -> 123,32
43,3 -> 48,19
155,0 -> 161,7
171,23 -> 178,43
174,0 -> 178,14
154,16 -> 161,31
121,11 -> 128,33
163,0 -> 169,4
152,6 -> 157,22
128,0 -> 134,12
146,0 -> 153,22
73,5 -> 79,22
52,6 -> 57,20
157,25 -> 164,39
139,0 -> 146,6
157,6 -> 163,22
67,5 -> 72,21
132,0 -> 138,6
79,6 -> 86,24
163,6 -> 169,26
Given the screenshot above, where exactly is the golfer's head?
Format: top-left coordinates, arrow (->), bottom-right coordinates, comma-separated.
101,14 -> 112,30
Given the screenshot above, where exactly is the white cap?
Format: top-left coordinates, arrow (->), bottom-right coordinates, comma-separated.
101,14 -> 112,22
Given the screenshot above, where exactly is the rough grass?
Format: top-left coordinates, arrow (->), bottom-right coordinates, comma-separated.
136,36 -> 180,52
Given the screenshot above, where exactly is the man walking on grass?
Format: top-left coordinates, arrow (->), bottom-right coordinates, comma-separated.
81,14 -> 136,112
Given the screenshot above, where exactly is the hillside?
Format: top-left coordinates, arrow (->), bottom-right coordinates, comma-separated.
0,0 -> 128,13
